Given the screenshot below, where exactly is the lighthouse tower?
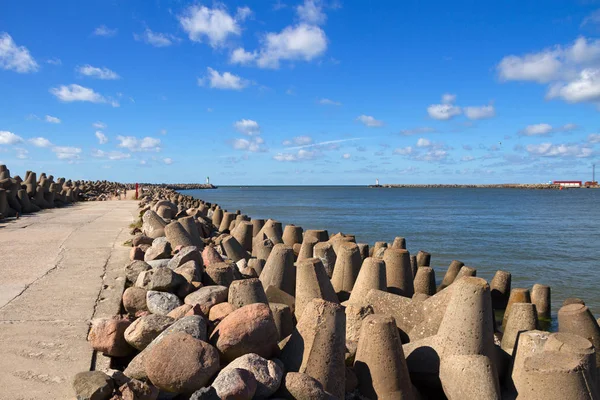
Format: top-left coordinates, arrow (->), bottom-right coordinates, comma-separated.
206,176 -> 210,184
376,178 -> 379,186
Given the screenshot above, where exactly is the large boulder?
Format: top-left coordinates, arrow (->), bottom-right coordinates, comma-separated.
185,285 -> 229,315
124,314 -> 174,351
144,332 -> 220,394
88,318 -> 133,357
142,210 -> 167,239
146,291 -> 182,315
72,371 -> 114,400
220,353 -> 284,398
211,368 -> 257,400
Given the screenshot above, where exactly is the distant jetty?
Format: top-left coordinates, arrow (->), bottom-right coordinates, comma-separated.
369,183 -> 565,189
153,183 -> 217,190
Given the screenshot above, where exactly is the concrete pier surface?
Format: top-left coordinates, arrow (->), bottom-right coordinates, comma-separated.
0,200 -> 138,400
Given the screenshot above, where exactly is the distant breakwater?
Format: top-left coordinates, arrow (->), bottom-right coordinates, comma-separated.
148,183 -> 217,190
370,183 -> 563,189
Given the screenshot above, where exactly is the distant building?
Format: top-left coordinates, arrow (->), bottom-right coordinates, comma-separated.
206,176 -> 210,184
553,180 -> 582,188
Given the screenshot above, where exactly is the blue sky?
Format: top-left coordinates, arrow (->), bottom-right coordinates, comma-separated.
1,0 -> 600,184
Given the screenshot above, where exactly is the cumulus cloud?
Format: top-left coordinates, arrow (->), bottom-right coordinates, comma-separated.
588,133 -> 600,143
318,98 -> 341,106
273,149 -> 319,161
178,4 -> 246,47
134,28 -> 178,47
393,146 -> 413,155
46,58 -> 61,66
283,135 -> 313,146
519,123 -> 578,136
50,84 -> 118,106
234,119 -> 260,135
163,157 -> 173,165
91,149 -> 130,160
356,115 -> 384,127
16,147 -> 28,159
497,36 -> 600,105
297,0 -> 326,25
231,137 -> 267,153
464,105 -> 496,120
0,32 -> 38,73
0,131 -> 23,145
93,25 -> 117,37
230,24 -> 327,69
442,93 -> 456,104
77,65 -> 120,79
93,121 -> 106,129
28,137 -> 52,147
427,93 -> 462,120
52,146 -> 82,160
95,131 -> 108,144
45,115 -> 61,124
416,138 -> 431,147
341,153 -> 351,159
525,142 -> 593,158
199,67 -> 250,90
116,136 -> 161,152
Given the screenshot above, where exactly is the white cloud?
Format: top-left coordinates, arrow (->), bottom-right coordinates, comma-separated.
0,32 -> 38,73
546,68 -> 600,103
393,146 -> 413,155
461,155 -> 475,162
283,135 -> 313,146
442,93 -> 457,104
230,47 -> 257,65
285,137 -> 360,150
47,58 -> 61,66
16,147 -> 28,159
234,119 -> 260,135
92,149 -> 130,160
235,6 -> 253,21
297,0 -> 326,25
464,105 -> 496,120
163,157 -> 173,165
231,137 -> 267,153
400,127 -> 435,135
93,121 -> 106,129
526,142 -> 593,158
77,65 -> 120,80
341,153 -> 351,159
356,115 -> 384,127
178,4 -> 244,47
589,133 -> 600,143
427,103 -> 462,120
45,115 -> 61,124
256,24 -> 327,68
93,25 -> 117,37
116,136 -> 161,152
273,149 -> 319,161
28,137 -> 52,148
50,84 -> 117,106
199,67 -> 249,90
95,131 -> 108,144
497,51 -> 562,83
134,28 -> 177,47
416,138 -> 431,147
160,129 -> 167,135
319,98 -> 341,106
0,131 -> 23,145
522,123 -> 554,136
53,146 -> 82,160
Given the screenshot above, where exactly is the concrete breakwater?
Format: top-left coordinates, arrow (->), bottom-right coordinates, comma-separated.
75,186 -> 600,400
153,183 -> 217,190
370,183 -> 562,189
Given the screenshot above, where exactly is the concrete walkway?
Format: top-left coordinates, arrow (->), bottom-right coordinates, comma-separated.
0,201 -> 138,400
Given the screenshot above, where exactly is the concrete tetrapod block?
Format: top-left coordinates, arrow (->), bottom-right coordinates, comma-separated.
295,258 -> 339,321
500,303 -> 538,354
252,238 -> 274,261
259,244 -> 296,297
331,242 -> 363,302
416,251 -> 431,267
228,278 -> 269,309
403,278 -> 498,395
439,354 -> 500,400
558,303 -> 600,368
455,265 -> 476,280
372,241 -> 388,258
282,224 -> 303,247
256,219 -> 283,244
413,266 -> 436,296
502,288 -> 531,330
410,256 -> 417,279
17,188 -> 40,213
392,236 -> 407,250
304,229 -> 329,242
297,236 -> 319,262
269,303 -> 294,340
248,258 -> 266,277
518,350 -> 598,400
212,208 -> 223,228
383,248 -> 414,298
165,221 -> 195,249
531,283 -> 551,321
511,330 -> 550,392
490,270 -> 512,310
219,212 -> 236,232
280,299 -> 346,399
222,235 -> 249,263
545,332 -> 597,387
314,242 -> 336,278
251,218 -> 265,237
348,257 -> 387,304
232,221 -> 253,252
179,216 -> 203,248
357,243 -> 370,261
354,314 -> 415,400
437,260 -> 464,292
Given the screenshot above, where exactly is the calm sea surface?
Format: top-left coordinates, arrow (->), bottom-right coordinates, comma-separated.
183,186 -> 600,321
